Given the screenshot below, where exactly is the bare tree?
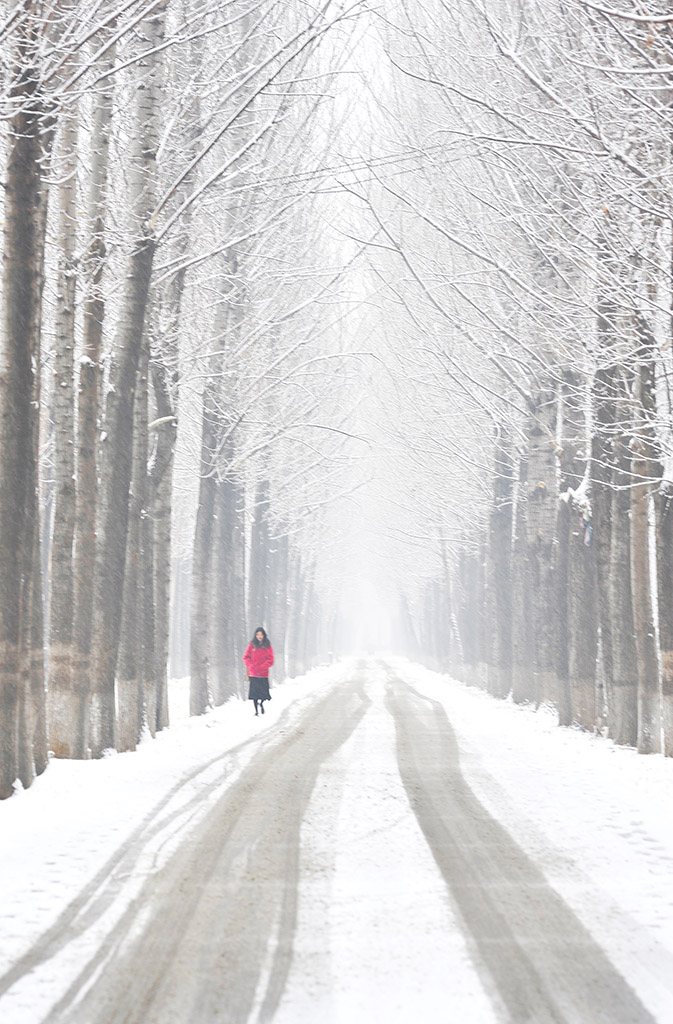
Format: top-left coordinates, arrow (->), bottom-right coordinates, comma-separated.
0,2 -> 54,796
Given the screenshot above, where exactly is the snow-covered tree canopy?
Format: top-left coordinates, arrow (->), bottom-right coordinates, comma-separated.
1,0 -> 673,793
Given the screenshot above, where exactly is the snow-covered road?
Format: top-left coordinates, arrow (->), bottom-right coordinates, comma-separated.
1,659 -> 672,1022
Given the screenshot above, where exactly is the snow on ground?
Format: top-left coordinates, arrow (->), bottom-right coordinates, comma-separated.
392,657 -> 673,1023
1,656 -> 672,1023
273,665 -> 498,1024
0,664 -> 343,985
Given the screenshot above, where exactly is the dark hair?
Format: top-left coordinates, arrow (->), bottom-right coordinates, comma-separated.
252,626 -> 270,648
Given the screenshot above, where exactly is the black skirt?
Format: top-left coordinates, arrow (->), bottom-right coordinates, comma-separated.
248,676 -> 271,701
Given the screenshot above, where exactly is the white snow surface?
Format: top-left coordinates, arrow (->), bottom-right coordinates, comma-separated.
0,657 -> 672,1023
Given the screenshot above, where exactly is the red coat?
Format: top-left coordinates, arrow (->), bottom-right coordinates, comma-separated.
244,642 -> 274,678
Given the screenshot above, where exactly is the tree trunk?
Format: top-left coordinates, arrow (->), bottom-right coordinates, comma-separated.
210,480 -> 234,706
117,348 -> 149,753
265,532 -> 289,679
593,226 -> 638,745
209,482 -> 228,708
486,428 -> 513,698
427,579 -> 441,670
436,539 -> 452,673
631,335 -> 662,754
150,443 -> 172,732
566,503 -> 598,729
526,386 -> 559,709
89,5 -> 165,755
231,475 -> 247,695
511,457 -> 533,704
456,547 -> 479,684
555,494 -> 572,727
247,477 -> 271,631
0,32 -> 49,797
29,526 -> 48,777
286,554 -> 307,676
656,485 -> 673,755
630,471 -> 660,754
209,464 -> 247,705
25,111 -> 54,784
170,554 -> 191,679
71,39 -> 115,758
140,429 -> 157,739
206,419 -> 247,702
475,533 -> 488,688
560,370 -> 597,730
449,570 -> 464,677
190,391 -> 217,716
591,364 -> 616,734
302,579 -> 320,669
47,103 -> 78,757
148,356 -> 177,732
609,426 -> 638,746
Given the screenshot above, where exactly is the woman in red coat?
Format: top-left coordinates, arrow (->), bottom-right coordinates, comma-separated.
243,626 -> 274,715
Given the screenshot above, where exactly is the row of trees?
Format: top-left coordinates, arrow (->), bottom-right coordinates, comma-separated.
0,0 -> 365,798
345,0 -> 673,755
3,0 -> 671,802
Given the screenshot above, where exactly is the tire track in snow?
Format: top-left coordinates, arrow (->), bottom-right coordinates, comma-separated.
43,680 -> 370,1024
273,668 -> 500,1023
0,744 -> 252,999
0,683 -> 342,1022
386,673 -> 657,1024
